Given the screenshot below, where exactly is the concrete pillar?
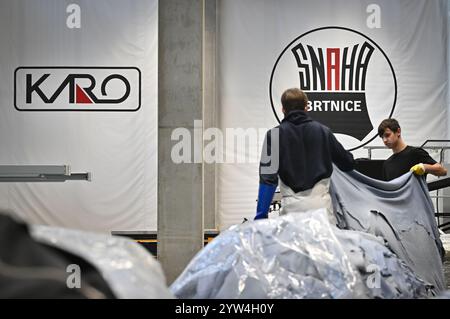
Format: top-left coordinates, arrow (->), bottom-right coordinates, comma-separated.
203,0 -> 218,230
158,0 -> 204,284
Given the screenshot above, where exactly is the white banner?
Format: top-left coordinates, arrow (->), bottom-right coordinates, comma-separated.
218,0 -> 448,229
0,0 -> 158,232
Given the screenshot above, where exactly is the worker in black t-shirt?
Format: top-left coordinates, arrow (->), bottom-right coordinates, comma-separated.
377,119 -> 447,181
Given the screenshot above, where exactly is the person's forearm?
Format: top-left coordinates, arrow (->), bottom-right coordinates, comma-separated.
424,163 -> 448,176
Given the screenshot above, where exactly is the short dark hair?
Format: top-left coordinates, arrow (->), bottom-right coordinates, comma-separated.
378,118 -> 401,137
281,88 -> 308,114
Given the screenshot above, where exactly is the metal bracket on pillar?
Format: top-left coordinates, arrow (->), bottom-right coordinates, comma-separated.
0,165 -> 91,182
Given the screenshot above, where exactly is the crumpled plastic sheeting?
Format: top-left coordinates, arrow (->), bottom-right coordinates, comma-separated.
171,210 -> 428,299
31,225 -> 174,299
330,167 -> 445,293
435,290 -> 450,299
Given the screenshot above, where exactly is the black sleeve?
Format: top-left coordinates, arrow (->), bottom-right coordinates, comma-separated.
329,130 -> 355,172
259,129 -> 279,186
414,148 -> 437,165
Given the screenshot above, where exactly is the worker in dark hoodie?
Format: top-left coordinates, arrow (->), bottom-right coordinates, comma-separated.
255,88 -> 355,223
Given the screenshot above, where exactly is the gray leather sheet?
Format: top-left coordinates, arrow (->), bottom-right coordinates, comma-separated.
331,168 -> 445,292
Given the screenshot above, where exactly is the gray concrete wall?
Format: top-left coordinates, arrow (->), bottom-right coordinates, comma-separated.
158,0 -> 204,284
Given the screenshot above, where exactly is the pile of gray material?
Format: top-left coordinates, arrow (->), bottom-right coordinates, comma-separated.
435,290 -> 450,299
31,225 -> 174,299
171,210 -> 428,299
331,167 -> 445,293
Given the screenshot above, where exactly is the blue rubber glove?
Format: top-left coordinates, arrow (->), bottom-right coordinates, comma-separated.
254,183 -> 277,220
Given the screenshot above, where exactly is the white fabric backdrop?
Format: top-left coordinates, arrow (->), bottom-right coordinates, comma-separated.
218,0 -> 448,230
0,0 -> 158,232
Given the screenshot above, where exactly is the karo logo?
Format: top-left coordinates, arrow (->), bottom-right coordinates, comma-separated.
14,67 -> 141,111
270,27 -> 397,151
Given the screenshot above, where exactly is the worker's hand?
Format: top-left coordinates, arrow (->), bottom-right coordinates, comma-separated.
410,163 -> 426,176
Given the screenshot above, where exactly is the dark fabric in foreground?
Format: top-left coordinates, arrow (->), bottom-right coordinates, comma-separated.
0,214 -> 115,299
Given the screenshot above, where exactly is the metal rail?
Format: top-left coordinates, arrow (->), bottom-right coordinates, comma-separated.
0,165 -> 91,182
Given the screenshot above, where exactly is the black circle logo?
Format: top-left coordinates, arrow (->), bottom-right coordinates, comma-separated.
269,26 -> 397,151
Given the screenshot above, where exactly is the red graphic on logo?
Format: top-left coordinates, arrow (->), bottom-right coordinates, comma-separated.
76,84 -> 93,104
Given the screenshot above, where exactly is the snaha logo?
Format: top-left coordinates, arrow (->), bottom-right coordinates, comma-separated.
269,27 -> 397,151
14,67 -> 141,111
